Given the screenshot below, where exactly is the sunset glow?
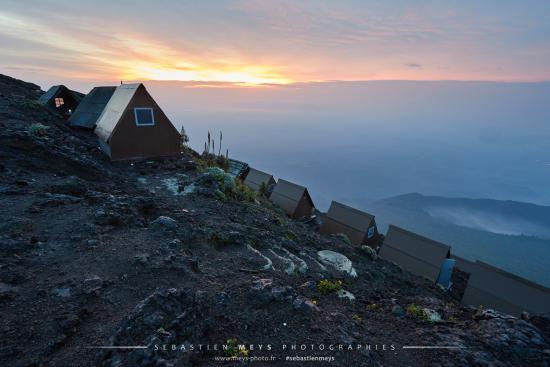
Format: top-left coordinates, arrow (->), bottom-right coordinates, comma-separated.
123,64 -> 293,85
1,1 -> 550,89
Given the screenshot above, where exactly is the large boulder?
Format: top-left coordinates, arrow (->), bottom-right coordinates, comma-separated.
150,216 -> 178,231
317,250 -> 357,277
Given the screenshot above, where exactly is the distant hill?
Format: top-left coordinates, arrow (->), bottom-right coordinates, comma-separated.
361,193 -> 550,287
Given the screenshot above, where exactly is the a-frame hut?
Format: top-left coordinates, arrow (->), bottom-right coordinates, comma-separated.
94,83 -> 181,160
270,179 -> 315,219
320,201 -> 378,246
38,85 -> 84,118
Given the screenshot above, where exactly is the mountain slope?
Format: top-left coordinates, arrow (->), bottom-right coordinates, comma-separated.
0,74 -> 548,367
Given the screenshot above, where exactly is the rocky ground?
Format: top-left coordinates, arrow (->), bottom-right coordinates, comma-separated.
0,74 -> 549,367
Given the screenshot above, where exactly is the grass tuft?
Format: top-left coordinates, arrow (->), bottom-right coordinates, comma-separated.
317,279 -> 342,295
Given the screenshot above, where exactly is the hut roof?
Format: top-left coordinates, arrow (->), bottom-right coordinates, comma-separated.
379,225 -> 450,281
94,84 -> 141,142
226,159 -> 249,179
38,85 -> 84,104
461,260 -> 550,316
69,86 -> 116,128
243,168 -> 275,191
326,201 -> 374,231
38,85 -> 63,104
270,179 -> 314,216
321,201 -> 376,245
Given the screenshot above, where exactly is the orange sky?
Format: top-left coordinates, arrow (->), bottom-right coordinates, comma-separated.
1,1 -> 550,89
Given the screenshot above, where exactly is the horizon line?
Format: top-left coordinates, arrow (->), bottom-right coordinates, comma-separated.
124,78 -> 550,87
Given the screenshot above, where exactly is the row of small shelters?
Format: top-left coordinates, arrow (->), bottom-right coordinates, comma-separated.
378,225 -> 550,317
38,83 -> 181,161
241,165 -> 550,317
241,166 -> 380,246
244,169 -> 315,220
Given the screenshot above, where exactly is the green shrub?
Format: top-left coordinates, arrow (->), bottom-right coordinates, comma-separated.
272,213 -> 285,225
233,179 -> 256,202
224,338 -> 249,358
210,232 -> 233,246
406,304 -> 429,322
284,230 -> 297,241
214,189 -> 226,201
29,123 -> 49,137
204,167 -> 226,181
336,233 -> 352,245
216,155 -> 229,170
259,182 -> 269,197
317,279 -> 342,295
17,100 -> 42,110
196,167 -> 256,202
366,303 -> 383,312
198,153 -> 229,171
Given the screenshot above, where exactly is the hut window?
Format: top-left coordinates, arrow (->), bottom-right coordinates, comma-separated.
134,108 -> 155,126
367,226 -> 375,238
55,98 -> 64,107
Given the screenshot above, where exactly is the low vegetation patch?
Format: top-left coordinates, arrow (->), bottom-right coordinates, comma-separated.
233,180 -> 256,202
17,100 -> 42,110
317,279 -> 343,295
272,213 -> 285,225
197,167 -> 256,202
336,233 -> 352,245
406,304 -> 432,322
210,231 -> 239,248
258,182 -> 269,197
225,338 -> 249,359
366,303 -> 383,312
29,123 -> 49,137
284,230 -> 297,241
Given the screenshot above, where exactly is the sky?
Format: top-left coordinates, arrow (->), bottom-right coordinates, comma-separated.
1,0 -> 550,89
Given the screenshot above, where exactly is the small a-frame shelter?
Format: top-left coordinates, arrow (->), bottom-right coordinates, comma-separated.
379,225 -> 450,282
270,179 -> 315,219
38,85 -> 84,118
226,159 -> 249,179
320,201 -> 378,246
243,168 -> 275,193
459,260 -> 550,317
94,83 -> 181,160
69,86 -> 116,129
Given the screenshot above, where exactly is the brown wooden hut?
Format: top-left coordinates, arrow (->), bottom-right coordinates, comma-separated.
270,179 -> 315,219
320,201 -> 378,246
243,168 -> 275,193
94,83 -> 181,160
38,85 -> 84,119
379,225 -> 450,282
459,260 -> 550,317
